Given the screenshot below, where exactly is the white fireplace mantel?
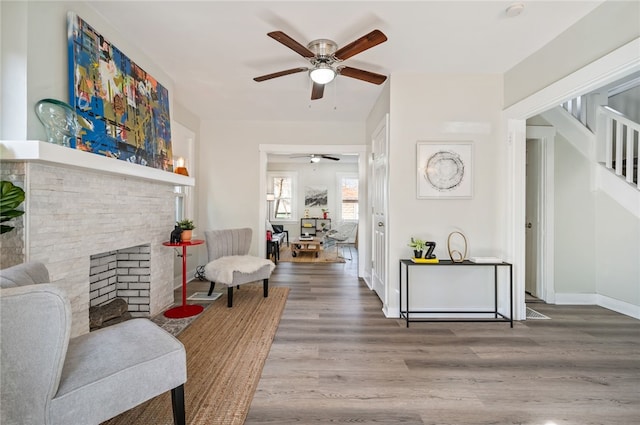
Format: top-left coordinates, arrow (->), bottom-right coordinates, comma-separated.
0,140 -> 194,186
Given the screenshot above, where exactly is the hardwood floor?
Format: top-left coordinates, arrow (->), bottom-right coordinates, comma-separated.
237,259 -> 640,425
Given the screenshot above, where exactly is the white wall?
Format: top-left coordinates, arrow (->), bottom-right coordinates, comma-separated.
504,0 -> 640,107
197,120 -> 364,264
1,1 -> 28,139
595,191 -> 640,306
386,74 -> 504,314
551,129 -> 639,313
609,85 -> 640,122
554,135 -> 597,294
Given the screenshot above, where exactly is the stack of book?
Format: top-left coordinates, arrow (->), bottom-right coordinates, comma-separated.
469,257 -> 503,263
411,257 -> 439,264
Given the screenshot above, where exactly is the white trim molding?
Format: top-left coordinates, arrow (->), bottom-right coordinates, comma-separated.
1,140 -> 194,186
555,293 -> 640,320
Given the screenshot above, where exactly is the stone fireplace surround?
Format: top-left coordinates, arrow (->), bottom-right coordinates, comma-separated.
0,141 -> 194,337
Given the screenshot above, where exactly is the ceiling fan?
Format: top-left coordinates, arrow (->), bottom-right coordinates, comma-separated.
253,29 -> 388,100
290,154 -> 341,163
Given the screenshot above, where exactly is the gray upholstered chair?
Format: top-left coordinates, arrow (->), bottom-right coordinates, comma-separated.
0,261 -> 187,425
204,228 -> 275,307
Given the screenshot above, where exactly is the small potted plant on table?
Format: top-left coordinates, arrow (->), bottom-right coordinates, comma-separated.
177,219 -> 196,242
408,237 -> 427,259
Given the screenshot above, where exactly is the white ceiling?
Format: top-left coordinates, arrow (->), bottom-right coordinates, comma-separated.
87,1 -> 605,123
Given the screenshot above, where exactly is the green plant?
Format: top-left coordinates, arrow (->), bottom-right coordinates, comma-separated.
1,181 -> 25,234
407,237 -> 426,251
177,219 -> 195,230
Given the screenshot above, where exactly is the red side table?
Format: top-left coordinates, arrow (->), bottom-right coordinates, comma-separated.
162,239 -> 205,318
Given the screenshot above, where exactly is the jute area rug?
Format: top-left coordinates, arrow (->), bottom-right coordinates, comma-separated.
102,285 -> 289,425
277,244 -> 346,263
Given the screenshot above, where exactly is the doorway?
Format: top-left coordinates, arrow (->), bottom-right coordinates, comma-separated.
259,144 -> 367,278
524,126 -> 556,304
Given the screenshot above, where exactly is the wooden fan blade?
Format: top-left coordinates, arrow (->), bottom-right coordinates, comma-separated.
338,66 -> 387,85
311,82 -> 324,100
321,155 -> 340,161
268,31 -> 315,58
254,67 -> 308,82
334,29 -> 387,60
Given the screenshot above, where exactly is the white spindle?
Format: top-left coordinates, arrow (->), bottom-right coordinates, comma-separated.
615,120 -> 624,176
626,125 -> 634,184
605,115 -> 613,169
599,106 -> 639,190
578,97 -> 587,126
635,129 -> 640,190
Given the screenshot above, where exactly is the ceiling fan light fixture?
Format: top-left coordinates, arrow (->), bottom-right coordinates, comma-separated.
310,156 -> 321,163
309,63 -> 336,84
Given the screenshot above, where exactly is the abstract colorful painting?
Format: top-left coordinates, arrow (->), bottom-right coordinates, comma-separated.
67,12 -> 173,171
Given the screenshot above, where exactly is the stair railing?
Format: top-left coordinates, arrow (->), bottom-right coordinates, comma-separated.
599,105 -> 639,189
561,96 -> 587,127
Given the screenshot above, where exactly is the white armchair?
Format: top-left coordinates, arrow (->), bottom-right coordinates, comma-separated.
0,261 -> 187,425
323,222 -> 358,260
204,228 -> 276,307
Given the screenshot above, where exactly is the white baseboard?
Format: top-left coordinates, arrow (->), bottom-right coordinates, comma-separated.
385,306 -> 399,318
363,276 -> 373,290
555,292 -> 639,319
597,294 -> 640,320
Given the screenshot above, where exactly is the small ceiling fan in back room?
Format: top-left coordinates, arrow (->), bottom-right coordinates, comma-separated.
290,154 -> 340,163
253,29 -> 388,100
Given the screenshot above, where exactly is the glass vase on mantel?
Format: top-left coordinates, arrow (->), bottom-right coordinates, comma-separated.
34,99 -> 79,148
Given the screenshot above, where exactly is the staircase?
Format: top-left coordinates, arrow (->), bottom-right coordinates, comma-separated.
553,92 -> 640,218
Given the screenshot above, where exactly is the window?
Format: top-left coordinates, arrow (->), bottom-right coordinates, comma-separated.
174,186 -> 185,222
268,172 -> 297,221
338,173 -> 358,221
172,122 -> 195,223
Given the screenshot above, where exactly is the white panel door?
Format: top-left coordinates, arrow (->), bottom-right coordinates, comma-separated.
371,115 -> 389,304
525,139 -> 541,298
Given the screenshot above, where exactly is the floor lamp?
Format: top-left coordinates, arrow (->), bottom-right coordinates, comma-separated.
266,193 -> 275,220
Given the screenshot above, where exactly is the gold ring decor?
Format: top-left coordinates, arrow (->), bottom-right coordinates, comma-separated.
447,231 -> 468,263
